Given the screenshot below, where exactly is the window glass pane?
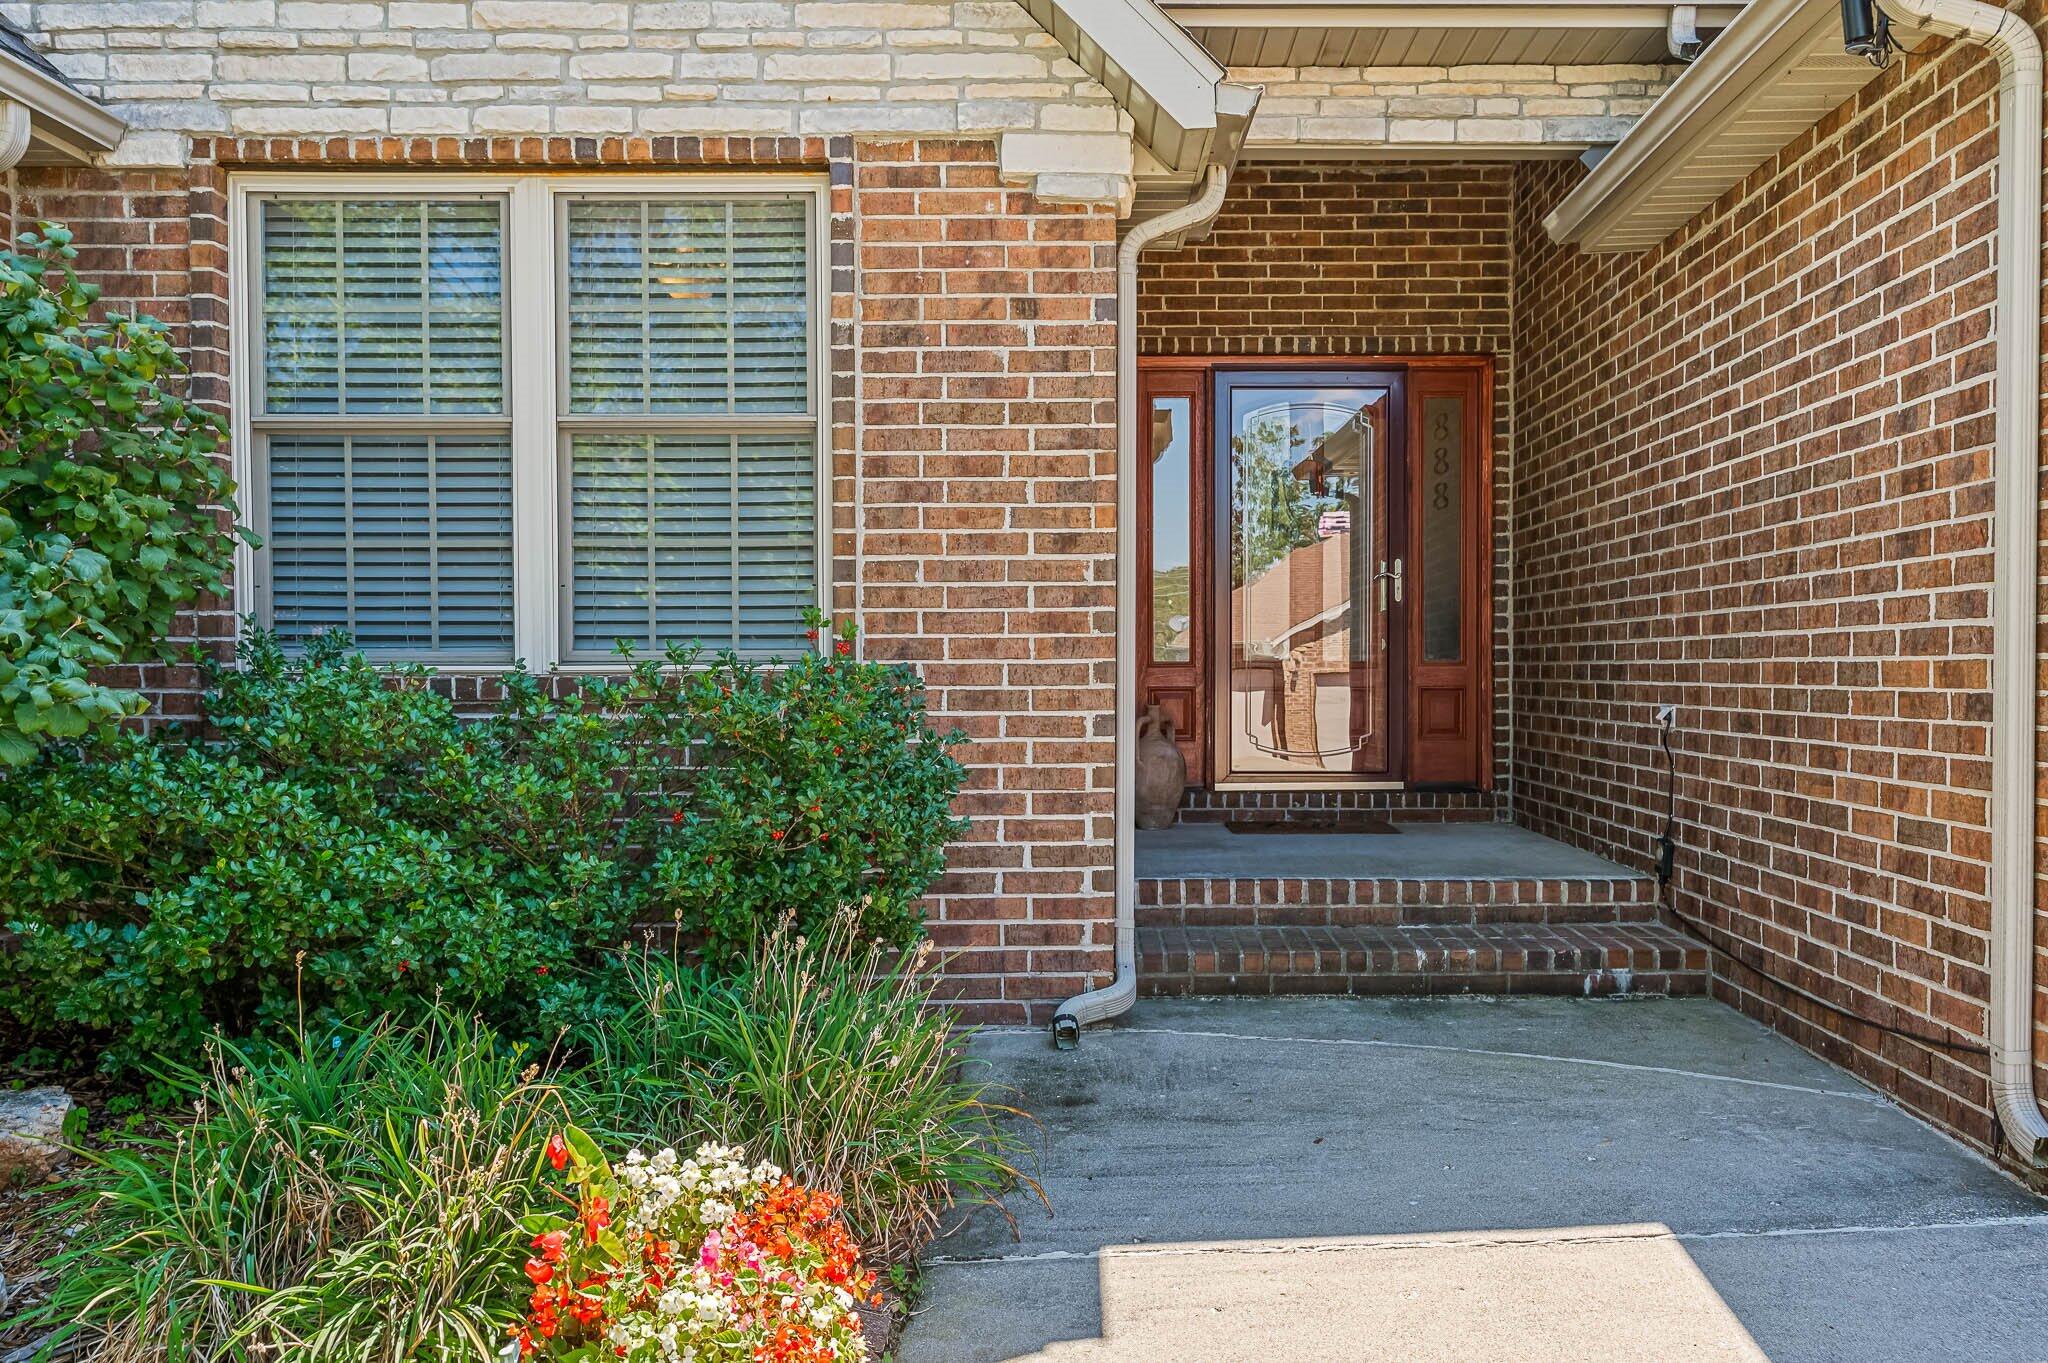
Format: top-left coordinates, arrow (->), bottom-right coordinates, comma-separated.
1420,395 -> 1465,663
569,432 -> 814,657
260,198 -> 503,415
563,197 -> 809,416
1150,396 -> 1193,664
266,433 -> 515,660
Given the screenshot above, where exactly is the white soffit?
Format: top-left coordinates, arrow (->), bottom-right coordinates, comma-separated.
1544,0 -> 1898,251
1161,1 -> 1747,67
1015,0 -> 1260,174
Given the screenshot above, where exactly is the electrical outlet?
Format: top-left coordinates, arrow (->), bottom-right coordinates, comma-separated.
1655,704 -> 1678,728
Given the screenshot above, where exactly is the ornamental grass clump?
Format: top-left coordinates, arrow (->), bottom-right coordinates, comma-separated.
15,1012 -> 576,1363
512,1129 -> 877,1363
583,917 -> 1038,1264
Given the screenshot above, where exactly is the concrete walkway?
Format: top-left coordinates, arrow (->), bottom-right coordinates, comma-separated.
899,998 -> 2048,1363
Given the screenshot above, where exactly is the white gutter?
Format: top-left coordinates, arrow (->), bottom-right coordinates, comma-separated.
1052,161 -> 1232,1049
1880,0 -> 2048,1170
0,48 -> 125,160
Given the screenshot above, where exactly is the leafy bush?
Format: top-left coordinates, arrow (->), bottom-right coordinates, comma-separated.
647,616 -> 969,960
15,1013 -> 571,1363
0,621 -> 966,1072
0,224 -> 244,765
583,918 -> 1036,1263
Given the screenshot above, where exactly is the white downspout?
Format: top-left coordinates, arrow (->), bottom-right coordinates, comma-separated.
1053,163 -> 1231,1048
0,101 -> 30,171
1884,0 -> 2048,1167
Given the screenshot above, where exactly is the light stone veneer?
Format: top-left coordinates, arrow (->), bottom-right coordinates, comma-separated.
0,1 -> 1677,192
3,0 -> 1138,200
1237,63 -> 1676,150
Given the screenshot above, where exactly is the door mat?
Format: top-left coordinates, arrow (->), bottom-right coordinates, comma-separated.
1223,817 -> 1400,835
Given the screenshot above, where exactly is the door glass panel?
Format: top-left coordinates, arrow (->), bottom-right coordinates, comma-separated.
1420,395 -> 1464,663
1226,382 -> 1390,777
1150,396 -> 1193,663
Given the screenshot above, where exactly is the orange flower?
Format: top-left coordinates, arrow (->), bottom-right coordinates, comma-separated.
582,1194 -> 611,1245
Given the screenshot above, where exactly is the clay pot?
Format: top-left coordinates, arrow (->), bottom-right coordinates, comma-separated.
1134,705 -> 1187,830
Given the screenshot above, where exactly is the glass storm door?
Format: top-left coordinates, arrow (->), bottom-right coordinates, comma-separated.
1216,372 -> 1404,781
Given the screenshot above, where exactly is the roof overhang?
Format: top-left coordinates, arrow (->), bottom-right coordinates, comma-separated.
0,42 -> 123,166
1544,0 -> 1899,251
1163,0 -> 1745,67
1017,0 -> 1261,175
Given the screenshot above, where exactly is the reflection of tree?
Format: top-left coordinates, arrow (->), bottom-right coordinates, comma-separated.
1231,416 -> 1319,588
1152,563 -> 1191,659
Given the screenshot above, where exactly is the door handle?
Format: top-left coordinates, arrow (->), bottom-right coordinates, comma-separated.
1375,558 -> 1405,611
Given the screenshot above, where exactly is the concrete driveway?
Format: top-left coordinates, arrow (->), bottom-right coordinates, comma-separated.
899,997 -> 2048,1363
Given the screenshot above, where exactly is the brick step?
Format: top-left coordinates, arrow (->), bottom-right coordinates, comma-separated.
1137,873 -> 1661,928
1137,922 -> 1710,998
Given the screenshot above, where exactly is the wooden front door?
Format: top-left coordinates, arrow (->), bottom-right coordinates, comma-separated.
1137,357 -> 1492,791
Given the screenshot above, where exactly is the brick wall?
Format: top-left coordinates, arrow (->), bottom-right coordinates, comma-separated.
1508,27 -> 2046,1155
853,138 -> 1119,1023
1136,160 -> 1515,800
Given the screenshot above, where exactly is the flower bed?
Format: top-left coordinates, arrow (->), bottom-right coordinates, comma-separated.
1,927 -> 1028,1363
516,1130 -> 878,1362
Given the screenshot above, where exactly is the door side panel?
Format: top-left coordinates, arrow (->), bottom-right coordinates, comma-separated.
1136,365 -> 1209,787
1406,365 -> 1490,787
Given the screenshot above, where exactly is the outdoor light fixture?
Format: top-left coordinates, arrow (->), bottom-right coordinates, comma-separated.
1841,0 -> 1893,66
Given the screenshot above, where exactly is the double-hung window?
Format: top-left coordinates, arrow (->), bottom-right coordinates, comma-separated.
237,176 -> 826,668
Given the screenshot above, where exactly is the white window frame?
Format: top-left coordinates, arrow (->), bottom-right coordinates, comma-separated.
229,172 -> 832,672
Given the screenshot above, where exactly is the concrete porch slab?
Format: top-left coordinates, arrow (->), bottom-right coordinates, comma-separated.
900,997 -> 2048,1363
1135,821 -> 1642,881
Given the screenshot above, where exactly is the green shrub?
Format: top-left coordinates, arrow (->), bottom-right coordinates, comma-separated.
0,620 -> 966,1071
582,916 -> 1037,1263
647,616 -> 969,960
15,1013 -> 571,1363
0,224 -> 245,765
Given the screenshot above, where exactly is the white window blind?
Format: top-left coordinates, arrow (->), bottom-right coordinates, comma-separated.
559,195 -> 816,659
568,433 -> 815,657
261,199 -> 504,415
239,177 -> 825,670
267,433 -> 516,656
253,196 -> 515,662
564,197 -> 809,415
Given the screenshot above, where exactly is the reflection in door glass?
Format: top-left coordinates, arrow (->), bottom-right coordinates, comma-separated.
1227,384 -> 1388,777
1150,397 -> 1192,663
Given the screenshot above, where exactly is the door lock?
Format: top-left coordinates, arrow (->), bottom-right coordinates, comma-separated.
1375,558 -> 1405,610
